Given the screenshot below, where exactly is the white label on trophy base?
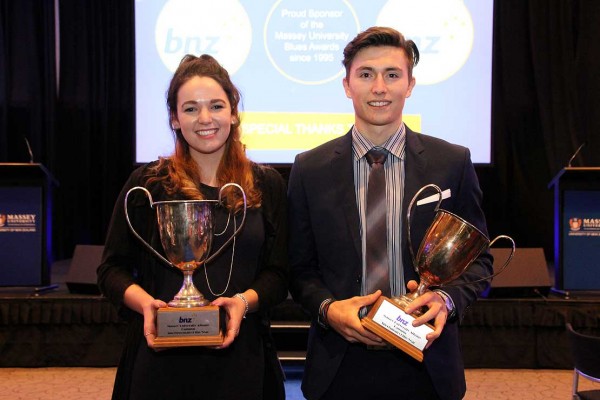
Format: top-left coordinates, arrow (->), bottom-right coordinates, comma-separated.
371,298 -> 433,351
157,308 -> 220,337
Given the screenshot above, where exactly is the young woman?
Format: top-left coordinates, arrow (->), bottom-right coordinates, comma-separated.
98,54 -> 288,400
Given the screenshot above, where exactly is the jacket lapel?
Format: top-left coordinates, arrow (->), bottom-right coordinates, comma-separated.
402,127 -> 427,280
403,127 -> 427,215
330,131 -> 362,259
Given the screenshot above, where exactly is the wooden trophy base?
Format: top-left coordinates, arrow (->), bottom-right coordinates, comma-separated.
154,305 -> 224,348
362,296 -> 434,362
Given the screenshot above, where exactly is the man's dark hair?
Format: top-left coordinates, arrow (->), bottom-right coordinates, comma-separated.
342,26 -> 420,79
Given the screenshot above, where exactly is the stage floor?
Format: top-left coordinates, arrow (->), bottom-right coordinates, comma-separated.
2,367 -> 600,400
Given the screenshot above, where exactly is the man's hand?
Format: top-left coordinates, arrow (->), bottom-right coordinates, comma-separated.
326,290 -> 385,346
403,280 -> 448,349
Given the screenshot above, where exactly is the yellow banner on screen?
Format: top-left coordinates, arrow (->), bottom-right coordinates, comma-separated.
240,112 -> 421,150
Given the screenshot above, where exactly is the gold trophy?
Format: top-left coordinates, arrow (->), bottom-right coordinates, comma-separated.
362,184 -> 515,361
125,184 -> 246,348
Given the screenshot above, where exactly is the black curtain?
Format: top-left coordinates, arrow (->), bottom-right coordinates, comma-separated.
0,0 -> 56,164
2,0 -> 600,265
480,0 -> 600,264
53,0 -> 135,260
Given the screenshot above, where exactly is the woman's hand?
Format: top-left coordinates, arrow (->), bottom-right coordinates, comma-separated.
210,295 -> 247,349
141,298 -> 168,348
122,284 -> 168,349
211,290 -> 258,349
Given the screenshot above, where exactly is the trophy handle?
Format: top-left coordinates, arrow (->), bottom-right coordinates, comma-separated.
485,235 -> 516,280
124,186 -> 173,267
406,184 -> 443,272
441,235 -> 517,288
203,183 -> 247,264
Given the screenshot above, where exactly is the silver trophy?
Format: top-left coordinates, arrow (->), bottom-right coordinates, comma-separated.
124,183 -> 246,347
363,184 -> 515,361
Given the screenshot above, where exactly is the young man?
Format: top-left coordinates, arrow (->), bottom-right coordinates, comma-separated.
288,27 -> 494,400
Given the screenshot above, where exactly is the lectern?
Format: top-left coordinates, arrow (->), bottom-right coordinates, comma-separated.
0,163 -> 56,286
548,167 -> 600,295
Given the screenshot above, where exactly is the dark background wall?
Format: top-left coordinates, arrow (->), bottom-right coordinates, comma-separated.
1,0 -> 600,268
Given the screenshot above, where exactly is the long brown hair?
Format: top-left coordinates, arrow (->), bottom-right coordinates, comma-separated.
146,54 -> 260,210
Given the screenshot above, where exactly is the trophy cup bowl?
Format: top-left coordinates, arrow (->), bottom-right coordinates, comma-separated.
155,199 -> 213,308
124,183 -> 246,347
362,184 -> 515,361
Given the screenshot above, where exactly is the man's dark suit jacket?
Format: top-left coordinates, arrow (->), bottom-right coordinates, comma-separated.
288,127 -> 494,400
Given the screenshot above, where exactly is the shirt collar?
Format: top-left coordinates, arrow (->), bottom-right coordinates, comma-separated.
352,124 -> 406,160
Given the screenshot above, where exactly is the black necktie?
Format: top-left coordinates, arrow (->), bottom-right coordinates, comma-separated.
365,148 -> 390,297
